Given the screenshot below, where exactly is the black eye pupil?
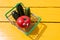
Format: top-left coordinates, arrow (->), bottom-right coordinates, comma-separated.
24,18 -> 26,20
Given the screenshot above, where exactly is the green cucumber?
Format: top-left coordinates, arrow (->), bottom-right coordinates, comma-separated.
12,11 -> 20,20
25,7 -> 31,17
16,3 -> 25,16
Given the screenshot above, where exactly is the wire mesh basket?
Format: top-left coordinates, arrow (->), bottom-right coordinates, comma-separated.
5,3 -> 41,35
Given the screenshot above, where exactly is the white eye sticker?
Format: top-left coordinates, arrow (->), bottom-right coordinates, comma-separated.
27,23 -> 29,26
23,23 -> 25,25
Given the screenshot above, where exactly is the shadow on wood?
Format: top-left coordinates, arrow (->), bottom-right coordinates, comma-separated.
28,23 -> 47,40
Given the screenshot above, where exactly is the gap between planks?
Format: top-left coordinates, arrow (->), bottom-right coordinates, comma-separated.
0,21 -> 60,23
0,6 -> 60,8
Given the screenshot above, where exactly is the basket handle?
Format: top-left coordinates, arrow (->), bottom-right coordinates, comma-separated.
5,2 -> 24,18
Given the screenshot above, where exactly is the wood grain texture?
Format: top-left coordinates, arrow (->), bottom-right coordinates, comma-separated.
0,8 -> 60,22
0,0 -> 60,7
0,0 -> 60,40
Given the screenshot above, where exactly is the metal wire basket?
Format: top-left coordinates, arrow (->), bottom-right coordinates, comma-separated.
5,3 -> 41,35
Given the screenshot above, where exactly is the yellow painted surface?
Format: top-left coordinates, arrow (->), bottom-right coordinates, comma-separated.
0,0 -> 60,40
0,0 -> 60,7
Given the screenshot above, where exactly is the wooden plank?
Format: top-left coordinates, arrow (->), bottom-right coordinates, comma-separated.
31,8 -> 60,21
0,8 -> 60,22
39,23 -> 60,40
0,22 -> 60,40
0,0 -> 60,7
0,8 -> 9,21
0,23 -> 31,40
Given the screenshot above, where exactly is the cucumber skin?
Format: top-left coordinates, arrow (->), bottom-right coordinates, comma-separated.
25,7 -> 31,17
12,11 -> 20,20
16,4 -> 25,16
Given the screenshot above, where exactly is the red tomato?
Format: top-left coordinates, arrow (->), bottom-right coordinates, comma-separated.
16,16 -> 31,28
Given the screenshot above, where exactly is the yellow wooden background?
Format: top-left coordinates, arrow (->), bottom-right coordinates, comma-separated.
0,0 -> 60,40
